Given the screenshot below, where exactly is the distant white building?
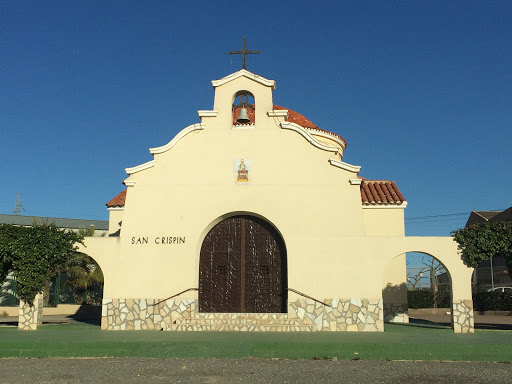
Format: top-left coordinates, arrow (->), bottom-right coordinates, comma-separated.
0,214 -> 108,236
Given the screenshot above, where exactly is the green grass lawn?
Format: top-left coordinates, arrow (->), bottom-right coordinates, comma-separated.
1,320 -> 512,361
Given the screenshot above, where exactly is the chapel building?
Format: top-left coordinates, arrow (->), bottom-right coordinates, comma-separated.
83,70 -> 475,333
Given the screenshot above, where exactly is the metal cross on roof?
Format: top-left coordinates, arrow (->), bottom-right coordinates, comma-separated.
226,36 -> 261,70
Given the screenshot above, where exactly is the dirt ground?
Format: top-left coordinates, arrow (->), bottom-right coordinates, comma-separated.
1,358 -> 512,384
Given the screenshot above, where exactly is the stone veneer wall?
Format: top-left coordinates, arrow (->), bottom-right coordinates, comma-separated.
383,304 -> 409,323
101,297 -> 384,332
451,299 -> 474,333
18,293 -> 43,331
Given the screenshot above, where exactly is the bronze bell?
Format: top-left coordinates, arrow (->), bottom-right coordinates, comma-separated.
237,107 -> 250,123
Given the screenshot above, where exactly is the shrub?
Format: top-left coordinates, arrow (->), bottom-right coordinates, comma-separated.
408,290 -> 434,308
435,291 -> 451,308
407,290 -> 451,308
473,291 -> 512,311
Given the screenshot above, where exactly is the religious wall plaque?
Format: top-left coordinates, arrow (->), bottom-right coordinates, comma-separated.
234,158 -> 251,183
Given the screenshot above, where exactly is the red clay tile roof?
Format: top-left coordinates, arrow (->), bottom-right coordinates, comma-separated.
232,104 -> 347,147
106,189 -> 127,208
360,180 -> 406,206
272,105 -> 317,128
273,105 -> 347,147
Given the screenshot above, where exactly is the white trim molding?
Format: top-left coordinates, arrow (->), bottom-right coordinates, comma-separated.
349,179 -> 363,185
150,123 -> 205,155
212,69 -> 276,90
124,180 -> 136,187
362,202 -> 408,209
232,124 -> 255,130
281,122 -> 339,153
306,129 -> 346,151
328,159 -> 361,173
107,207 -> 125,211
125,123 -> 205,176
125,161 -> 155,175
197,110 -> 218,117
267,110 -> 289,119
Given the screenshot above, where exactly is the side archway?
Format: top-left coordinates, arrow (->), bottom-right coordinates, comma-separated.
199,214 -> 287,313
381,238 -> 475,333
382,251 -> 453,325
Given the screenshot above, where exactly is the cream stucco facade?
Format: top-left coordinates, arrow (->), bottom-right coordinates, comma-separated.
79,70 -> 474,333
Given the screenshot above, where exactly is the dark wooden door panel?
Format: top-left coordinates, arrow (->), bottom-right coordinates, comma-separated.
199,217 -> 242,312
199,215 -> 287,313
243,217 -> 285,313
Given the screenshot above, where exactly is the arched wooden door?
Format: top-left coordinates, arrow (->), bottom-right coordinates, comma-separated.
199,215 -> 287,313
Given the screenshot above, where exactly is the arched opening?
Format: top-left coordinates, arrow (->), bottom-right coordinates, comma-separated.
51,252 -> 104,307
232,90 -> 255,126
0,253 -> 104,324
404,252 -> 452,328
199,215 -> 287,313
406,252 -> 451,307
382,252 -> 453,325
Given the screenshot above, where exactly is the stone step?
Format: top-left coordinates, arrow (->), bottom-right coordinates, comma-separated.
169,315 -> 316,331
193,313 -> 290,320
168,324 -> 314,332
174,317 -> 312,326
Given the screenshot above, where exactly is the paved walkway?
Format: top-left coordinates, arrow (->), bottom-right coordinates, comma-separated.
0,315 -> 84,326
410,313 -> 512,330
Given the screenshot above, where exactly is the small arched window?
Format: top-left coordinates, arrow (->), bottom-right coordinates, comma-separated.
232,91 -> 255,127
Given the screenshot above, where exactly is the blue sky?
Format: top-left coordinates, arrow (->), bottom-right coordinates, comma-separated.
1,1 -> 511,237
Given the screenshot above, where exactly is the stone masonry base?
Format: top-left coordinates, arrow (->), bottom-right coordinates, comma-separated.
452,299 -> 474,333
102,297 -> 384,332
18,293 -> 43,331
383,303 -> 409,323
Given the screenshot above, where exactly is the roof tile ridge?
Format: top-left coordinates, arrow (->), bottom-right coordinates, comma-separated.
380,182 -> 395,203
368,183 -> 380,204
360,184 -> 370,204
390,183 -> 405,202
373,182 -> 388,204
362,183 -> 375,204
387,183 -> 400,202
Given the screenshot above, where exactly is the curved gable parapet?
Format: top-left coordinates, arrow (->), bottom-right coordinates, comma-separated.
125,123 -> 205,176
150,123 -> 205,155
212,69 -> 276,90
328,159 -> 361,174
125,160 -> 155,175
280,121 -> 341,154
308,130 -> 346,151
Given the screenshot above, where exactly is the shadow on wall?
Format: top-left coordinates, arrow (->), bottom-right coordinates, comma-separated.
382,283 -> 408,304
382,283 -> 409,323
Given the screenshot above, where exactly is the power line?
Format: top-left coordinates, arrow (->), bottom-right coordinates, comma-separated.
405,211 -> 471,221
405,208 -> 507,222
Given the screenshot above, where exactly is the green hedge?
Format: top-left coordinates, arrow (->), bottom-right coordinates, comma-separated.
407,290 -> 450,309
408,290 -> 512,310
473,291 -> 512,311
